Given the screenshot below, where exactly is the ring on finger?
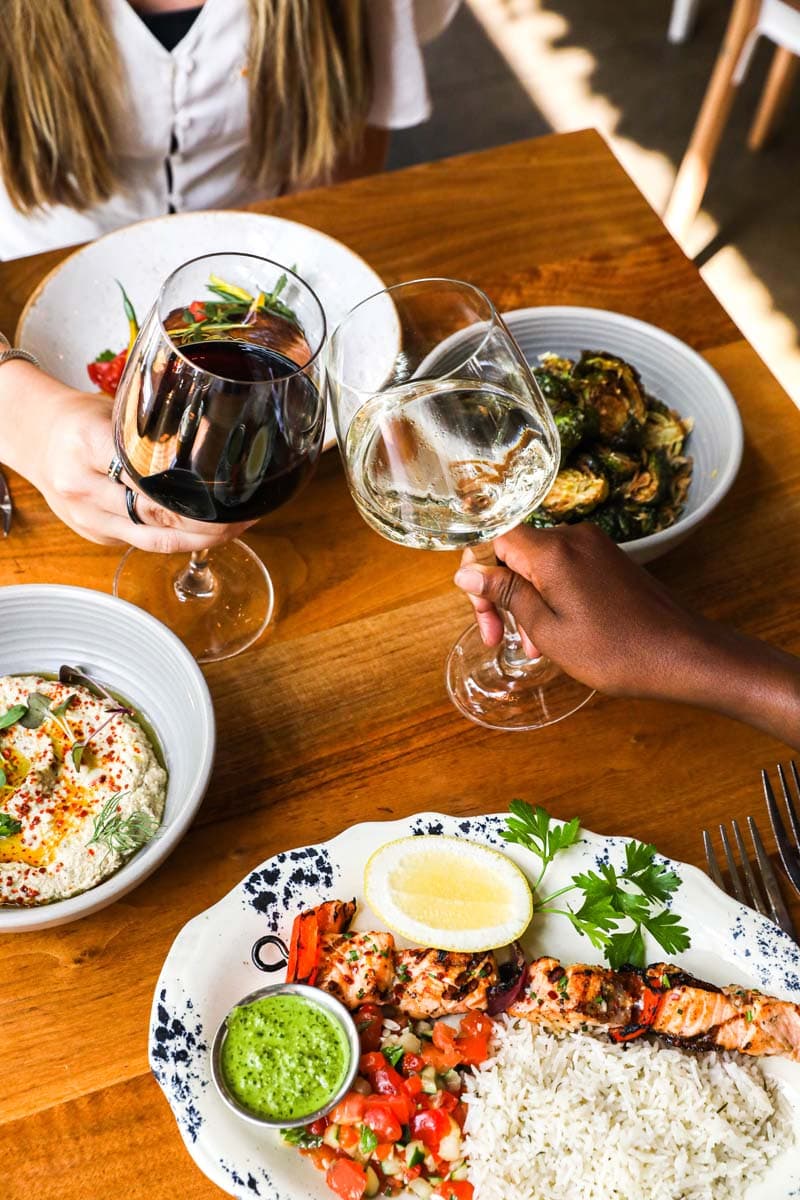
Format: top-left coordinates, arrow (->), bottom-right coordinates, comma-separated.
107,454 -> 124,484
125,486 -> 144,525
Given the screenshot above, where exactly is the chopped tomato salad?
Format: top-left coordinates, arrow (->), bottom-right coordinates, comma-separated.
281,1006 -> 486,1199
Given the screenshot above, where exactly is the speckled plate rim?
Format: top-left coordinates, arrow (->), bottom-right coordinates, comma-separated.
0,583 -> 215,931
502,305 -> 745,555
149,811 -> 800,1200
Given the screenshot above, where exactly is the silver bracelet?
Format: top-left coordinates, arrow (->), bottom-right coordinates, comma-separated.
0,347 -> 39,369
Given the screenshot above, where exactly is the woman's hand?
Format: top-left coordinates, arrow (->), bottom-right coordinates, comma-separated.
2,363 -> 251,550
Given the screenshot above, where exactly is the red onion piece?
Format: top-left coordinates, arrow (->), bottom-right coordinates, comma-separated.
487,942 -> 527,1015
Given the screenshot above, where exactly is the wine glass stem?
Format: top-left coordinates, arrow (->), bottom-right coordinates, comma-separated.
174,549 -> 217,602
499,610 -> 542,675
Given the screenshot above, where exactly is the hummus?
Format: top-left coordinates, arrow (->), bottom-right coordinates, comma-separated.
0,675 -> 167,906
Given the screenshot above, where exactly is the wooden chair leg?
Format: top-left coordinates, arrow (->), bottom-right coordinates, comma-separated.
663,0 -> 761,241
748,44 -> 799,149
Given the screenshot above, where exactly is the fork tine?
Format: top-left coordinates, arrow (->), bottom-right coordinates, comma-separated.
719,824 -> 747,905
703,829 -> 724,889
764,768 -> 800,896
778,763 -> 800,849
748,817 -> 797,937
731,818 -> 767,915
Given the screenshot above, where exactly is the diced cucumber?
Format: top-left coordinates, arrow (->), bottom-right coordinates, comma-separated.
364,1165 -> 380,1197
438,1117 -> 463,1162
415,1020 -> 434,1039
405,1140 -> 426,1169
380,1155 -> 403,1177
427,1176 -> 443,1186
450,1162 -> 470,1181
400,1028 -> 422,1055
408,1181 -> 434,1198
420,1065 -> 438,1094
321,1124 -> 340,1149
442,1069 -> 461,1092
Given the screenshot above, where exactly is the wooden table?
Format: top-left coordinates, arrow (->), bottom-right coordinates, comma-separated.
1,130 -> 799,1200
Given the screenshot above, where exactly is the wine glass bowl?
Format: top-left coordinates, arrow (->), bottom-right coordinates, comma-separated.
328,279 -> 560,551
112,253 -> 326,662
327,277 -> 594,731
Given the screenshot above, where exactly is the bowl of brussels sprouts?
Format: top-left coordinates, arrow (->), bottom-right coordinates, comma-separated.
504,306 -> 743,564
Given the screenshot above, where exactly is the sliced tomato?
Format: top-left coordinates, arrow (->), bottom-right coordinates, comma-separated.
410,1107 -> 452,1153
359,1051 -> 386,1076
187,300 -> 207,321
432,1021 -> 458,1052
355,1004 -> 383,1053
404,1074 -> 424,1097
400,1052 -> 425,1076
456,1033 -> 490,1066
308,1117 -> 328,1136
459,1012 -> 492,1038
375,1089 -> 415,1126
329,1092 -> 367,1126
453,1100 -> 468,1129
426,1089 -> 458,1112
362,1100 -> 402,1143
87,348 -> 127,397
421,1043 -> 460,1072
373,1142 -> 394,1162
433,1183 -> 474,1200
338,1125 -> 361,1155
326,1156 -> 367,1200
305,1145 -> 337,1171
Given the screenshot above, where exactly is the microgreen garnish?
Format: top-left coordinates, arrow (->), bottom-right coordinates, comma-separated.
0,812 -> 21,837
86,792 -> 159,861
359,1125 -> 378,1155
18,691 -> 75,741
382,1043 -> 405,1068
0,704 -> 26,731
280,1127 -> 322,1149
168,273 -> 299,344
59,666 -> 133,769
503,801 -> 691,970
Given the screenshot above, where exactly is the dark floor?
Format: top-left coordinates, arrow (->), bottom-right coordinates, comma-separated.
388,0 -> 800,398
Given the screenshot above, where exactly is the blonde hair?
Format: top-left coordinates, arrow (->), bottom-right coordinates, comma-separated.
0,0 -> 371,214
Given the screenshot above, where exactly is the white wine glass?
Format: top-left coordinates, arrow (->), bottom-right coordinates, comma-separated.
326,277 -> 594,730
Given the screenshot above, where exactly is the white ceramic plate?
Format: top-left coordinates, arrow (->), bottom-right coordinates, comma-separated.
150,812 -> 800,1199
502,307 -> 744,564
0,585 -> 215,931
16,211 -> 391,451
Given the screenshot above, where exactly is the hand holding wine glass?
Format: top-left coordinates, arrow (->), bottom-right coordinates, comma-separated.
327,278 -> 594,730
112,253 -> 326,662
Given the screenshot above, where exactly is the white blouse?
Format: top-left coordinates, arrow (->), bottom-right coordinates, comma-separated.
0,0 -> 459,260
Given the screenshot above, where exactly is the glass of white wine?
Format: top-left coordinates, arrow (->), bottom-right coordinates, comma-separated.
327,278 -> 594,730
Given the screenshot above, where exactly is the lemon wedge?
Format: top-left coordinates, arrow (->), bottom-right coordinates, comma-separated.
364,835 -> 533,952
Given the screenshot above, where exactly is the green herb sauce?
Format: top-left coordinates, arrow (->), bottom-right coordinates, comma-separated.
221,995 -> 349,1121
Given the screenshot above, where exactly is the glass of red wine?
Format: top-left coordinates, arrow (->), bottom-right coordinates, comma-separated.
112,253 -> 326,662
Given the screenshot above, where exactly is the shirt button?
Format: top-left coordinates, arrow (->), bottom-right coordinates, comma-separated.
182,57 -> 196,75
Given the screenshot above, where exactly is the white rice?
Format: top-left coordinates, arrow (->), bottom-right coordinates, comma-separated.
462,1019 -> 793,1199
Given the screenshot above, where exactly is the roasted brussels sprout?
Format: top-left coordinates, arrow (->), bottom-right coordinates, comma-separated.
622,450 -> 671,507
525,349 -> 693,544
588,445 -> 639,484
643,407 -> 693,456
541,466 -> 609,519
571,351 -> 647,447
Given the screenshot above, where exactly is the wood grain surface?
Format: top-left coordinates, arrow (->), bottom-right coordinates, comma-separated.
1,130 -> 799,1200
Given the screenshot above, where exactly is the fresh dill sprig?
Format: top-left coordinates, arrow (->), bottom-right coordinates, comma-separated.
86,792 -> 159,861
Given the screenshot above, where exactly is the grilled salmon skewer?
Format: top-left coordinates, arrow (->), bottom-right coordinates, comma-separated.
285,900 -> 498,1014
509,957 -> 800,1062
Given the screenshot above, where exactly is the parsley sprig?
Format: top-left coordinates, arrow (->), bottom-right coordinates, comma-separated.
502,801 -> 691,970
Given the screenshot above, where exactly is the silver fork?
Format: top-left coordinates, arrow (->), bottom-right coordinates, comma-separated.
0,468 -> 11,537
763,762 -> 800,898
703,818 -> 796,937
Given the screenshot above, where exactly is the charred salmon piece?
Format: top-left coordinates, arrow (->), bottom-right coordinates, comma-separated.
314,930 -> 395,1007
509,957 -> 640,1031
715,988 -> 800,1060
394,947 -> 497,1019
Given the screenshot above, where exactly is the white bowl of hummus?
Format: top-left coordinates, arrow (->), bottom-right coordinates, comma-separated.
0,584 -> 215,930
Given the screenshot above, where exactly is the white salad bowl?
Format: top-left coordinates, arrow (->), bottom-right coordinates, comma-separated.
0,584 -> 215,931
504,306 -> 745,564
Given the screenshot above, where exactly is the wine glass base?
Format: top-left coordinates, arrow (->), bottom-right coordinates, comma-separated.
445,622 -> 595,731
113,539 -> 274,663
